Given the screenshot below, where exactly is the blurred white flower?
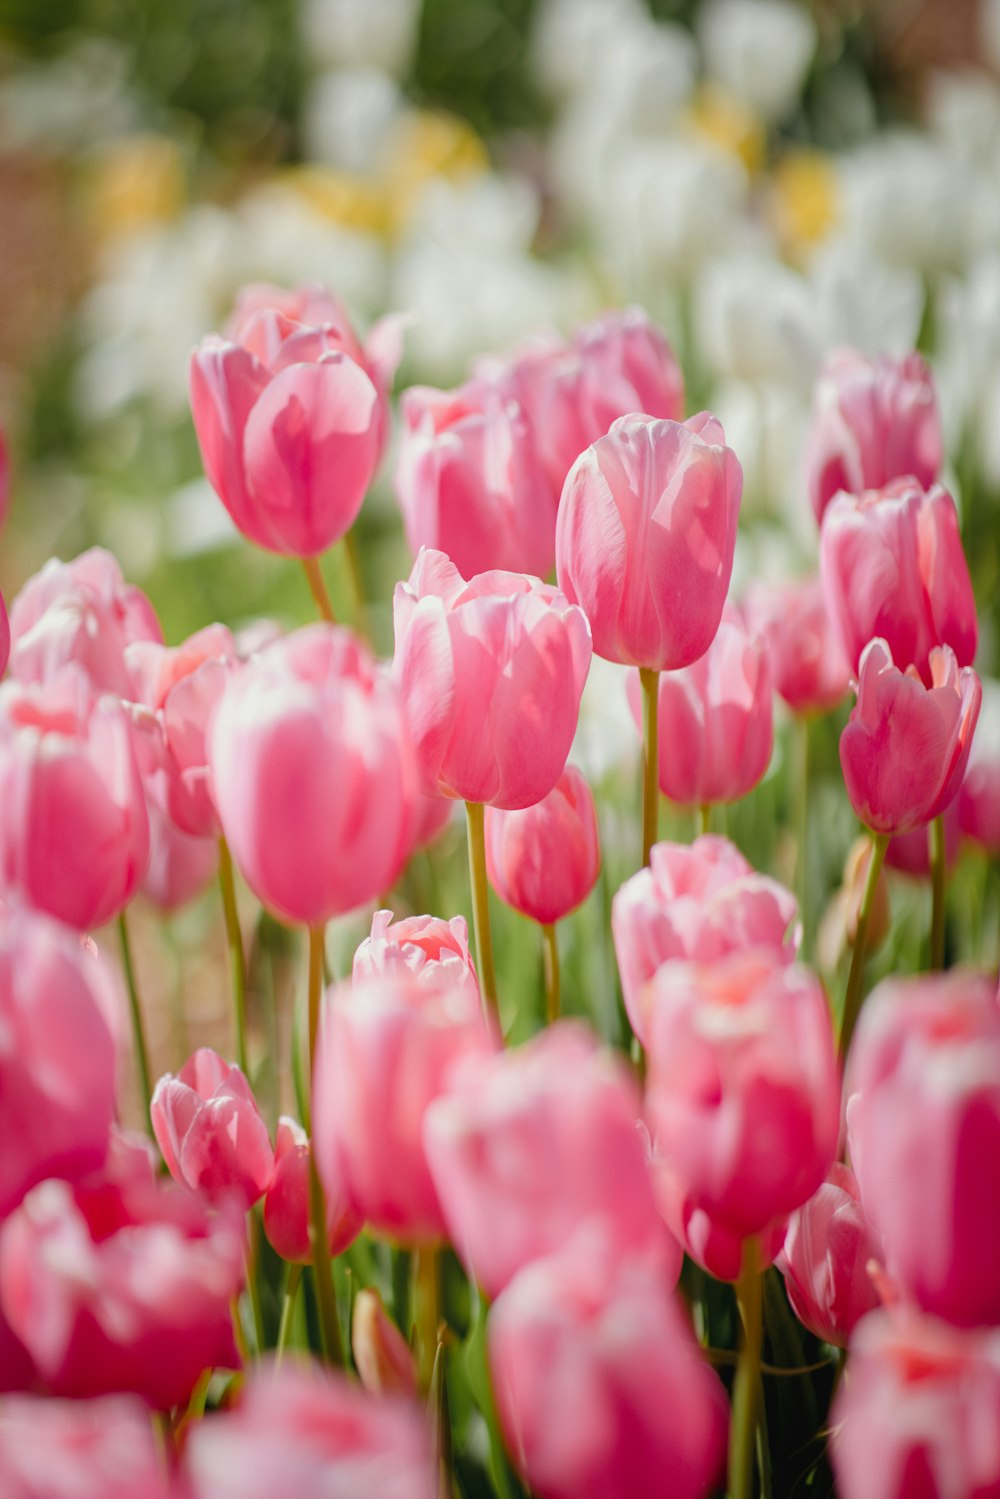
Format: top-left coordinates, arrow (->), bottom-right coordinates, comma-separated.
927,69 -> 1000,165
698,0 -> 816,124
300,0 -> 421,74
937,251 -> 1000,481
0,39 -> 138,150
693,252 -> 816,385
571,655 -> 640,785
808,241 -> 925,358
837,134 -> 980,273
531,0 -> 649,101
302,67 -> 404,175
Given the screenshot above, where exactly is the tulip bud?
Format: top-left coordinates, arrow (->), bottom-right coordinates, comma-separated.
485,765 -> 600,926
352,1290 -> 417,1397
151,1048 -> 274,1210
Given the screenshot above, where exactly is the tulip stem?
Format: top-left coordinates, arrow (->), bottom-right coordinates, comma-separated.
414,1244 -> 440,1394
304,921 -> 343,1367
838,832 -> 890,1068
542,922 -> 560,1024
302,555 -> 336,624
244,1212 -> 267,1356
117,911 -> 154,1134
696,803 -> 711,837
640,667 -> 660,866
342,528 -> 371,642
730,1236 -> 763,1499
929,815 -> 947,970
465,801 -> 499,1025
795,715 -> 810,956
275,1263 -> 302,1369
218,837 -> 249,1077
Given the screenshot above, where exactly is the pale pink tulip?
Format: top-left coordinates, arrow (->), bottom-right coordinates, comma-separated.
140,801 -> 218,910
151,1048 -> 274,1210
612,835 -> 799,1045
840,639 -> 980,836
262,1116 -> 360,1265
484,765 -> 600,926
352,1290 -> 417,1398
393,549 -> 591,809
806,348 -> 942,523
742,574 -> 850,716
778,1163 -> 883,1348
0,1395 -> 174,1499
555,411 -> 741,671
353,909 -> 480,1006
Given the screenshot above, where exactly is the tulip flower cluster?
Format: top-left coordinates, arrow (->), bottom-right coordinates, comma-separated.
1,276 -> 997,1499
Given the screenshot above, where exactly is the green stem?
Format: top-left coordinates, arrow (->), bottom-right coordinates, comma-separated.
218,837 -> 249,1076
465,801 -> 499,1025
795,715 -> 810,957
730,1236 -> 763,1499
838,832 -> 890,1070
118,911 -> 154,1133
244,1211 -> 267,1356
640,667 -> 660,866
696,803 -> 711,837
414,1244 -> 440,1394
305,922 -> 343,1367
929,815 -> 946,971
542,922 -> 560,1024
302,555 -> 336,624
275,1263 -> 302,1369
342,528 -> 371,642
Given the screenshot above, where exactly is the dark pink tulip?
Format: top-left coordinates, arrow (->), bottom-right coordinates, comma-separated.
0,1163 -> 242,1408
806,348 -> 942,524
489,1236 -> 727,1499
263,1115 -> 360,1265
840,639 -> 981,836
645,952 -> 840,1280
190,299 -> 381,558
0,1395 -> 174,1499
846,972 -> 1000,1328
9,548 -> 161,698
481,307 -> 684,504
627,610 -> 773,807
395,381 -> 556,578
778,1163 -> 883,1348
555,411 -> 741,671
425,1021 -> 681,1299
185,1361 -> 435,1499
886,796 -> 961,877
209,625 -> 417,926
0,670 -> 150,929
742,573 -> 850,716
484,765 -> 600,926
151,1048 -> 274,1210
0,908 -> 121,1218
832,1309 -> 1000,1499
820,478 -> 977,682
353,909 -> 480,1007
394,549 -> 591,809
313,975 -> 498,1244
352,1290 -> 417,1397
612,835 -> 799,1045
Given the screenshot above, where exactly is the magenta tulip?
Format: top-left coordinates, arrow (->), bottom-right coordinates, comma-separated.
742,573 -> 850,716
484,765 -> 600,926
0,1395 -> 174,1499
151,1048 -> 274,1210
806,348 -> 942,523
393,549 -> 591,809
777,1163 -> 883,1348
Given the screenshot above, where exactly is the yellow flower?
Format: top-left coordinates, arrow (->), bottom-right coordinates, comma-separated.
87,135 -> 185,238
382,109 -> 489,233
685,84 -> 766,177
281,165 -> 389,235
770,150 -> 839,258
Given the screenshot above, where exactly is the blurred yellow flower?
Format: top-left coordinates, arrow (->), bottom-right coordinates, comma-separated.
770,150 -> 839,258
282,165 -> 389,235
87,135 -> 186,238
382,109 -> 489,233
685,84 -> 765,177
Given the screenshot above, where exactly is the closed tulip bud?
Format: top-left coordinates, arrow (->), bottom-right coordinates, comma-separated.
353,909 -> 480,1006
263,1116 -> 360,1264
151,1048 -> 274,1211
742,573 -> 850,716
627,610 -> 773,807
612,835 -> 799,1045
806,348 -> 942,523
208,625 -> 417,926
840,639 -> 980,836
393,549 -> 591,809
352,1290 -> 417,1397
489,1235 -> 728,1499
958,678 -> 1000,854
778,1163 -> 883,1348
846,972 -> 1000,1327
556,412 -> 741,671
832,1310 -> 1000,1499
820,478 -> 977,683
395,382 -> 556,579
484,766 -> 600,926
0,1395 -> 174,1499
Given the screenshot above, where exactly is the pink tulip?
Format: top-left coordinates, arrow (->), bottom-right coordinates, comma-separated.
489,1235 -> 727,1499
959,680 -> 1000,854
645,952 -> 840,1280
208,624 -> 417,926
312,975 -> 498,1244
0,1395 -> 174,1499
393,549 -> 591,809
9,548 -> 161,698
0,1161 -> 243,1407
480,307 -> 684,504
555,411 -> 741,670
846,971 -> 1000,1328
484,765 -> 600,926
0,908 -> 122,1218
840,639 -> 981,836
806,348 -> 942,523
742,574 -> 850,716
352,1290 -> 418,1398
189,297 -> 381,558
0,669 -> 150,929
263,1116 -> 361,1264
395,381 -> 556,578
151,1048 -> 274,1210
885,796 -> 961,878
626,610 -> 773,807
140,801 -> 218,910
832,1309 -> 1000,1499
185,1362 -> 435,1499
353,909 -> 480,1007
820,478 -> 977,682
612,835 -> 799,1045
425,1021 -> 681,1299
778,1163 -> 883,1348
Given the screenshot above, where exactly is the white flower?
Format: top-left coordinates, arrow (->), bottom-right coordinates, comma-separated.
697,0 -> 816,123
302,66 -> 404,175
692,252 -> 816,385
299,0 -> 421,74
